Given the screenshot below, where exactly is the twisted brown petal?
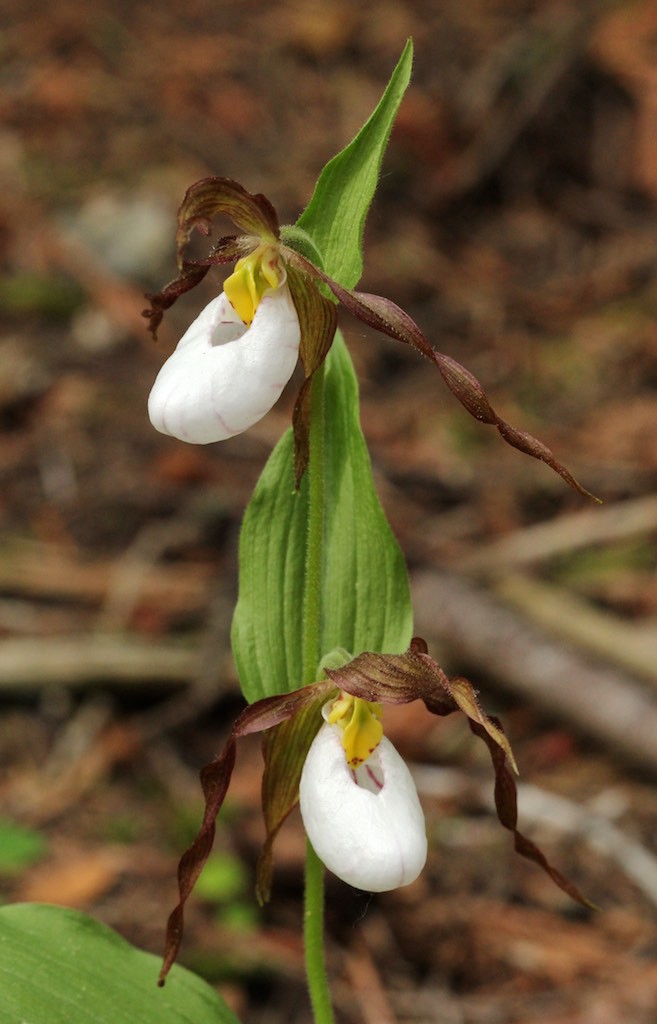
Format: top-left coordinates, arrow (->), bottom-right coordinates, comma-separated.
470,716 -> 595,909
142,236 -> 245,340
256,690 -> 329,904
287,251 -> 598,502
159,680 -> 333,985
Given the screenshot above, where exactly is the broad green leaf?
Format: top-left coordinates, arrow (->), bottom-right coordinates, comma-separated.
232,334 -> 412,702
296,39 -> 413,288
0,903 -> 239,1024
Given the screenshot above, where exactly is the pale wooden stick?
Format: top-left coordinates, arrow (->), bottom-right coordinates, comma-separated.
0,635 -> 198,691
462,494 -> 657,573
495,572 -> 657,687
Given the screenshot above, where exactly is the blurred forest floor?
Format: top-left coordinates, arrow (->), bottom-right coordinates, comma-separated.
3,0 -> 657,1021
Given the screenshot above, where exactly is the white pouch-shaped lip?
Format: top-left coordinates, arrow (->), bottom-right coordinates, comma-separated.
148,286 -> 301,443
299,722 -> 427,892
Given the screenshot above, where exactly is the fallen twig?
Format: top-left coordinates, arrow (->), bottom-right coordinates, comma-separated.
494,572 -> 657,687
0,635 -> 198,691
0,538 -> 211,616
461,493 -> 657,573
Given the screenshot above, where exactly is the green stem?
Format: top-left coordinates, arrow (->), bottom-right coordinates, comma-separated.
301,363 -> 335,1022
301,364 -> 326,686
304,839 -> 335,1024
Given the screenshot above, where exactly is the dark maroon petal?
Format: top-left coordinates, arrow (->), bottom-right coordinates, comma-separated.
143,235 -> 245,340
340,289 -> 597,501
175,176 -> 280,264
469,717 -> 595,909
159,680 -> 332,985
143,262 -> 211,341
158,737 -> 236,985
285,263 -> 338,486
256,690 -> 329,903
286,250 -> 597,501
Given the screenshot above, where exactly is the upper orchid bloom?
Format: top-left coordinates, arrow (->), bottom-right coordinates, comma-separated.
143,176 -> 596,498
299,695 -> 427,891
148,245 -> 300,443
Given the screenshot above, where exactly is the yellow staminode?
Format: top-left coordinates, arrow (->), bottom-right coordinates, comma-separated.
328,692 -> 383,767
224,244 -> 285,326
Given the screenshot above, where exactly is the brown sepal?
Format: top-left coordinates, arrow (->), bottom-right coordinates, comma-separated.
289,253 -> 598,502
469,716 -> 595,909
158,680 -> 333,985
325,638 -> 515,769
143,235 -> 245,340
145,175 -> 280,338
175,176 -> 280,265
143,262 -> 211,340
256,689 -> 329,903
285,261 -> 338,486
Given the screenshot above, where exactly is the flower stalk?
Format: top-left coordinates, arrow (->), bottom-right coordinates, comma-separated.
301,361 -> 327,687
304,841 -> 335,1024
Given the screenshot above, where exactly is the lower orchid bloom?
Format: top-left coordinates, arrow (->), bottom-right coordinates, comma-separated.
299,696 -> 427,891
157,639 -> 591,985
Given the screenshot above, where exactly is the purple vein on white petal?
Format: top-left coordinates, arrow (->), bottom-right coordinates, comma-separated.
365,765 -> 383,790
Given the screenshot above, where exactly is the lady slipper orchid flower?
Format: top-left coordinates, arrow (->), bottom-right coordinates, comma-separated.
299,697 -> 427,891
148,246 -> 301,443
144,176 -> 596,499
157,638 -> 591,985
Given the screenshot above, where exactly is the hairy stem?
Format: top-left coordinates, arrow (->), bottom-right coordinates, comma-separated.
301,364 -> 326,686
301,363 -> 335,1022
304,840 -> 335,1024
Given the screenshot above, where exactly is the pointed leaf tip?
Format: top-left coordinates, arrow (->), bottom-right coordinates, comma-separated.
296,40 -> 413,288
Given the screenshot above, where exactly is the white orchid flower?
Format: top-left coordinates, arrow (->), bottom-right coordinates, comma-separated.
148,245 -> 301,444
145,175 -> 594,498
299,698 -> 427,892
160,640 -> 591,982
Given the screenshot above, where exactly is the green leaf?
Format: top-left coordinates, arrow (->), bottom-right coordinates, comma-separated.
0,819 -> 46,874
232,334 -> 413,702
0,903 -> 240,1024
296,39 -> 413,289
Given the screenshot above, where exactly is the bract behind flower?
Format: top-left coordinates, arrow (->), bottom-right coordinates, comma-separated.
299,721 -> 427,892
148,287 -> 301,443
